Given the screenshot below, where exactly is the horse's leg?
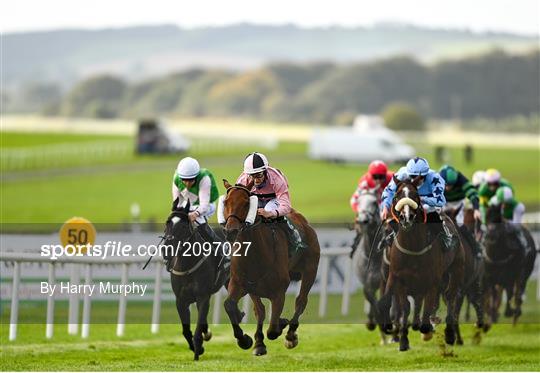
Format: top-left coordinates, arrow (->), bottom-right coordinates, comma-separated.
504,285 -> 515,318
471,279 -> 485,330
493,285 -> 503,322
250,295 -> 267,356
411,295 -> 422,331
267,290 -> 288,340
364,284 -> 378,331
512,275 -> 527,325
176,297 -> 194,352
454,291 -> 465,345
420,288 -> 437,341
286,263 -> 317,349
396,289 -> 410,351
192,295 -> 210,360
444,279 -> 461,346
377,273 -> 395,334
223,282 -> 253,350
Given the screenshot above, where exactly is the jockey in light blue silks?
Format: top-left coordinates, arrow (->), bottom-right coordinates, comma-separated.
380,157 -> 457,250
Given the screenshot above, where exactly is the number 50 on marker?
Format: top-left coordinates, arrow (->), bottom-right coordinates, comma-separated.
59,217 -> 96,255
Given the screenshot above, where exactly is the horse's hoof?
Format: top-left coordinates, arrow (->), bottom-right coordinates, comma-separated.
457,338 -> 464,346
483,323 -> 491,333
382,323 -> 393,334
252,344 -> 267,356
422,332 -> 433,341
366,322 -> 376,331
399,343 -> 410,352
504,309 -> 513,318
267,330 -> 281,340
194,355 -> 199,361
285,334 -> 298,349
238,334 -> 253,350
419,323 -> 433,334
445,330 -> 456,345
203,330 -> 212,341
430,316 -> 442,325
391,336 -> 400,343
411,323 -> 420,331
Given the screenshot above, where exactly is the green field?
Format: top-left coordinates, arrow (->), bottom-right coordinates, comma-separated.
1,283 -> 539,371
1,131 -> 539,225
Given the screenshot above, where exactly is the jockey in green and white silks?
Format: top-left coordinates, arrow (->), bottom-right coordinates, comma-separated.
172,157 -> 220,242
439,165 -> 482,226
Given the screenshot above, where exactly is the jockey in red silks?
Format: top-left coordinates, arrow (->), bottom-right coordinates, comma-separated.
350,160 -> 394,214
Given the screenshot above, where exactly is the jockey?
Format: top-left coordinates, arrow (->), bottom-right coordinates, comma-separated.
236,152 -> 291,218
172,157 -> 220,242
439,164 -> 482,257
488,186 -> 528,248
478,168 -> 514,224
439,165 -> 482,226
350,160 -> 393,214
381,157 -> 456,251
471,170 -> 487,189
490,186 -> 525,224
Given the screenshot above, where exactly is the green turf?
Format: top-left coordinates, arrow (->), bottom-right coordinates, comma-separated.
1,131 -> 539,225
1,283 -> 539,371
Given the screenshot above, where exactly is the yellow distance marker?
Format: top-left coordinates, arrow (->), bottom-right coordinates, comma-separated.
59,217 -> 96,255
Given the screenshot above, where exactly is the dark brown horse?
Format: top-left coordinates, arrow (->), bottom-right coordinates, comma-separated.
482,204 -> 537,327
220,180 -> 320,356
377,177 -> 465,351
445,205 -> 485,344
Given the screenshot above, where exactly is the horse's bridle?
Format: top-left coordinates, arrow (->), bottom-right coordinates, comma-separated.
223,185 -> 263,232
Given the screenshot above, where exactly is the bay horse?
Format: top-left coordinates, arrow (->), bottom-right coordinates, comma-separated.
376,176 -> 465,351
482,204 -> 537,327
351,189 -> 386,338
220,179 -> 320,356
163,199 -> 229,360
445,204 -> 485,343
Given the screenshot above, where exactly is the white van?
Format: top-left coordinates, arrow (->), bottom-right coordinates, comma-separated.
308,115 -> 414,163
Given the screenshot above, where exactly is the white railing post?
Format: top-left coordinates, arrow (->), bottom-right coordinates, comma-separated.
68,264 -> 80,335
81,264 -> 92,338
341,256 -> 353,316
46,262 -> 56,339
318,256 -> 330,317
9,262 -> 21,341
151,261 -> 162,334
117,263 -> 129,337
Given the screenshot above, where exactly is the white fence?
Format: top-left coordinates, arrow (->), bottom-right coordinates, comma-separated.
0,248 -> 352,341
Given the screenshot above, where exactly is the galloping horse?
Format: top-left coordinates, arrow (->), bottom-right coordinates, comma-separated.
377,177 -> 465,351
445,204 -> 485,343
351,190 -> 385,335
220,180 -> 320,356
482,204 -> 536,327
164,200 -> 228,360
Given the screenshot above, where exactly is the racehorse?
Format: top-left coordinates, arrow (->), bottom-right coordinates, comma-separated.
220,179 -> 320,356
376,176 -> 465,351
163,199 -> 229,360
482,204 -> 537,327
445,204 -> 485,343
351,189 -> 386,338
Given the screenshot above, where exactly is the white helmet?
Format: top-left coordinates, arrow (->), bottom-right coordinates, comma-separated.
243,152 -> 269,174
472,170 -> 486,187
485,168 -> 501,184
176,157 -> 200,179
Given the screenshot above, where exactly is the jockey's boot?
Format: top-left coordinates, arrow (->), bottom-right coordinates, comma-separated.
197,223 -> 230,285
427,212 -> 456,252
459,225 -> 482,258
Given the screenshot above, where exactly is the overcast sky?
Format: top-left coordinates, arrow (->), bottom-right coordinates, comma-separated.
2,0 -> 539,35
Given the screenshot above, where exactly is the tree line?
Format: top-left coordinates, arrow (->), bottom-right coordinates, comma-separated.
15,49 -> 540,125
